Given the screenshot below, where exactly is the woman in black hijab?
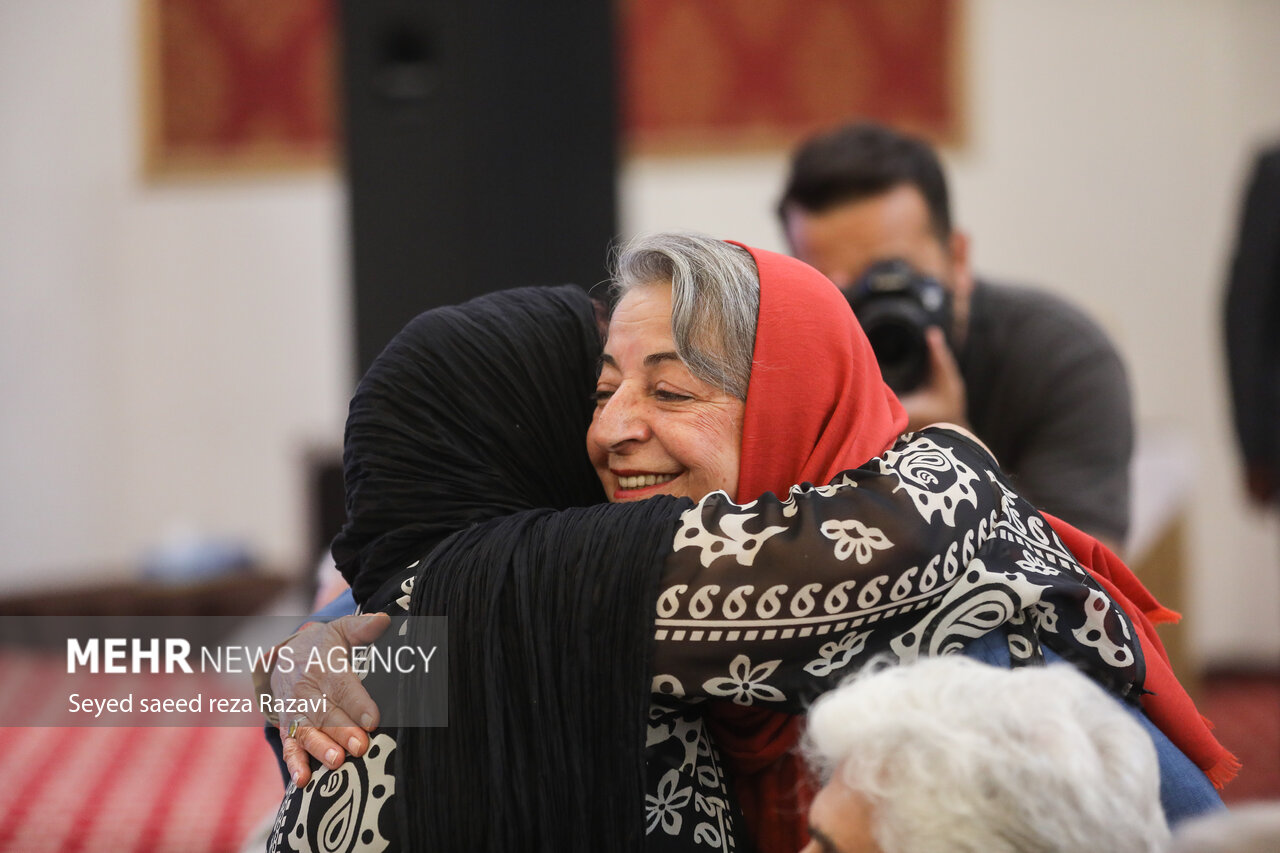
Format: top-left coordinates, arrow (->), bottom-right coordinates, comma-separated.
270,283 -> 689,852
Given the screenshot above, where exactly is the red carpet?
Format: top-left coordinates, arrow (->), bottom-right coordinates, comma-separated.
0,650 -> 1275,851
0,649 -> 284,853
1200,672 -> 1280,805
0,725 -> 283,852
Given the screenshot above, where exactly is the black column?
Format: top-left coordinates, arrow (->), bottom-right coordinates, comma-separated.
339,0 -> 618,373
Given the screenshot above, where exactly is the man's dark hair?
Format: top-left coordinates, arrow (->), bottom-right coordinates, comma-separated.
778,122 -> 953,242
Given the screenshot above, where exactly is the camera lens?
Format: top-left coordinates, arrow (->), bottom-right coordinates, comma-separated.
856,299 -> 931,394
866,316 -> 929,394
847,258 -> 952,395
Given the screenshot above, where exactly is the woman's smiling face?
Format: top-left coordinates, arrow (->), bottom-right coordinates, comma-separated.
587,282 -> 745,503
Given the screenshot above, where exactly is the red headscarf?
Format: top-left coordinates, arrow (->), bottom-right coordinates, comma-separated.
709,243 -> 1235,853
707,244 -> 906,853
733,244 -> 908,496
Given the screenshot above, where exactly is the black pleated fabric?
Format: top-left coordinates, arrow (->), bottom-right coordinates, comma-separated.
398,497 -> 682,853
331,285 -> 608,606
328,283 -> 692,851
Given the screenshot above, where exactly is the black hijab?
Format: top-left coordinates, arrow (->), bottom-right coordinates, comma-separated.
331,284 -> 611,605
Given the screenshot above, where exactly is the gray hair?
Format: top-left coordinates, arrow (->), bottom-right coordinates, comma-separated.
610,232 -> 759,400
804,656 -> 1170,853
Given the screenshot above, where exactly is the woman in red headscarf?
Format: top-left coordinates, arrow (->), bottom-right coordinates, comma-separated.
269,233 -> 1232,853
589,234 -> 1231,851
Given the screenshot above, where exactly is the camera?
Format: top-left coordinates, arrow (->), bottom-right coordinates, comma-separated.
846,258 -> 953,394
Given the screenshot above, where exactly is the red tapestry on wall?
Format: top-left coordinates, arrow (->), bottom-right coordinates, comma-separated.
619,0 -> 962,153
142,0 -> 336,176
141,0 -> 961,175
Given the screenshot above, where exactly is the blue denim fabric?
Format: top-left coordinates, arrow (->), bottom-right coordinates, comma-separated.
961,630 -> 1224,827
311,589 -> 359,623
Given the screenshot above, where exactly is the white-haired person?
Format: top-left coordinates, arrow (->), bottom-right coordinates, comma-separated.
1169,802 -> 1280,853
802,656 -> 1171,853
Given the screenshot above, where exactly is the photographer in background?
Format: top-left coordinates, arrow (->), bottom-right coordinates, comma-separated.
779,121 -> 1133,549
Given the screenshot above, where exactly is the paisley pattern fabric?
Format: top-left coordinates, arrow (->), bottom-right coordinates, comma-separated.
267,427 -> 1146,852
643,428 -> 1144,849
653,429 -> 1143,711
643,698 -> 744,852
268,732 -> 398,853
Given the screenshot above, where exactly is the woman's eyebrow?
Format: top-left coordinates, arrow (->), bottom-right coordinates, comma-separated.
597,352 -> 681,369
644,351 -> 681,367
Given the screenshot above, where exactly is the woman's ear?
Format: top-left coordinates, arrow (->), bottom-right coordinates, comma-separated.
591,295 -> 610,342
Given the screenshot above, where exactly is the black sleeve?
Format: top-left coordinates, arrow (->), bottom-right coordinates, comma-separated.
649,428 -> 1145,712
653,429 -> 1005,712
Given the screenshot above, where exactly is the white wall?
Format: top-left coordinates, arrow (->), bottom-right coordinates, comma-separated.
0,0 -> 351,588
622,0 -> 1280,665
1,1 -> 1276,663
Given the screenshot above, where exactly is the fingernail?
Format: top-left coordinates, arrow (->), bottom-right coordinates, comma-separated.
360,714 -> 374,730
325,748 -> 340,766
348,737 -> 362,755
291,770 -> 301,786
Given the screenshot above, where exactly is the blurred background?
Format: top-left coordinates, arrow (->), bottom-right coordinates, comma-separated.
1,0 -> 1278,847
